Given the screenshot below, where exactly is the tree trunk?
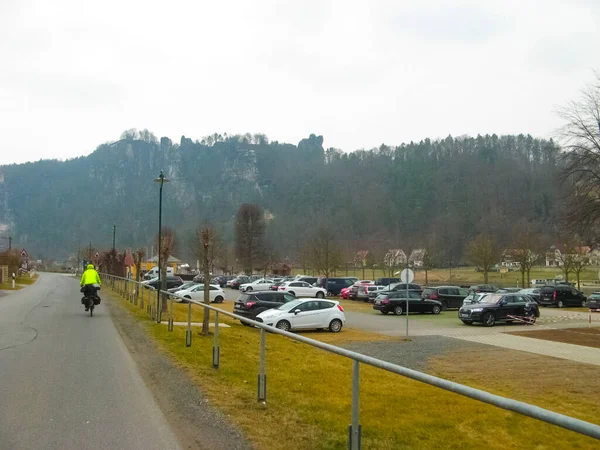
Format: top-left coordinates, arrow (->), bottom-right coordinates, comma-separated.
483,269 -> 489,284
201,253 -> 211,336
576,272 -> 581,290
520,269 -> 525,288
425,269 -> 428,285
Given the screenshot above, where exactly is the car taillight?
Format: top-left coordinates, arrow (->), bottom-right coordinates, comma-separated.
337,305 -> 344,312
430,293 -> 438,300
382,298 -> 390,304
553,291 -> 557,300
246,301 -> 256,307
280,287 -> 285,290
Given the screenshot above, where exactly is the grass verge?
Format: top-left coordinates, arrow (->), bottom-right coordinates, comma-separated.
114,289 -> 599,449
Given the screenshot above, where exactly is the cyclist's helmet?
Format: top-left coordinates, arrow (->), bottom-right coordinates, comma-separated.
87,264 -> 94,270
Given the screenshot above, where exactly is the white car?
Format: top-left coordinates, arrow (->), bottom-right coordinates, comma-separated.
462,292 -> 489,306
174,284 -> 225,303
240,278 -> 274,292
256,298 -> 345,332
278,281 -> 327,298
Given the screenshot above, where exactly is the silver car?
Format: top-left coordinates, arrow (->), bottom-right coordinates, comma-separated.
462,292 -> 489,305
587,292 -> 600,311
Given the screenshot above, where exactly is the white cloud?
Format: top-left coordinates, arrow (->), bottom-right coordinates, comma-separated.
0,0 -> 598,164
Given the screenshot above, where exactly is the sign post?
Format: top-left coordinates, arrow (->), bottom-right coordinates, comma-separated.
400,268 -> 415,339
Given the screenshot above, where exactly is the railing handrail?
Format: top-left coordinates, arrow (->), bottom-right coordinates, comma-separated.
101,273 -> 600,441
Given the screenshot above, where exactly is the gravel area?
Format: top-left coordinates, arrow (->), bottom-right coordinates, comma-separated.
107,294 -> 251,450
341,335 -> 491,372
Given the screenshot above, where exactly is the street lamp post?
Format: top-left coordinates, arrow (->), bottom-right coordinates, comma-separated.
112,225 -> 116,251
154,171 -> 169,323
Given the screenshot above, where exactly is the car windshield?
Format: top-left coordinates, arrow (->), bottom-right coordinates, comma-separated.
277,299 -> 303,310
591,293 -> 600,299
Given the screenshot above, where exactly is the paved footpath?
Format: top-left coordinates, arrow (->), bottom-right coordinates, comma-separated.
448,333 -> 600,366
0,273 -> 181,450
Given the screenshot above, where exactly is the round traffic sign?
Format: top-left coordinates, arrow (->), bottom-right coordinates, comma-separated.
400,268 -> 414,284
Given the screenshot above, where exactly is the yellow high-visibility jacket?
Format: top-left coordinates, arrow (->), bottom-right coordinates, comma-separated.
80,269 -> 101,286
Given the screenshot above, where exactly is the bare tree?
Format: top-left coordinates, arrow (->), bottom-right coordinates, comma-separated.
260,245 -> 279,278
555,246 -> 575,283
132,248 -> 146,283
155,227 -> 176,312
556,240 -> 590,288
572,250 -> 590,291
309,226 -> 343,290
559,73 -> 600,244
195,225 -> 219,336
235,204 -> 266,274
466,235 -> 500,284
510,229 -> 541,287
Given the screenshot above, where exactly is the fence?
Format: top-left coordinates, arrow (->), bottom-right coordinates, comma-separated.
101,273 -> 600,448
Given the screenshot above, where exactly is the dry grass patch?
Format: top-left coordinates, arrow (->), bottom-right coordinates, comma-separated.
429,347 -> 600,426
114,289 -> 599,450
509,327 -> 600,349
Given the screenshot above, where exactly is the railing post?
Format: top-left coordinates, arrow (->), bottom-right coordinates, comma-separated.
139,284 -> 143,308
348,360 -> 361,450
186,302 -> 192,347
213,311 -> 220,368
168,296 -> 174,332
156,292 -> 162,324
257,327 -> 267,401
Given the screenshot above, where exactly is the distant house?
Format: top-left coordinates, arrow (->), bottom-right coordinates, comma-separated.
383,249 -> 406,267
545,245 -> 562,267
501,249 -> 522,268
408,249 -> 427,268
143,255 -> 182,272
545,245 -> 593,267
272,262 -> 291,276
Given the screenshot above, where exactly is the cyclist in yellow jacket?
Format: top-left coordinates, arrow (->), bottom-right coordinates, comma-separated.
80,264 -> 101,311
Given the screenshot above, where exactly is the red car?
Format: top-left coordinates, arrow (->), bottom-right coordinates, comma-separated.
341,287 -> 351,299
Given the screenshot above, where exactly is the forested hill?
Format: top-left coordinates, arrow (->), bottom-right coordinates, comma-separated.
0,131 -> 563,261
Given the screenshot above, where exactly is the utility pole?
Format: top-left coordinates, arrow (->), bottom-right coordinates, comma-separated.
89,242 -> 92,261
8,236 -> 11,250
112,225 -> 117,252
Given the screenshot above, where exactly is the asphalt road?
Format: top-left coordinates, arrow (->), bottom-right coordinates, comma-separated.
0,273 -> 181,450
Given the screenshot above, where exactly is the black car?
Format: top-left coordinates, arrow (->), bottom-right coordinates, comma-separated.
230,276 -> 250,290
211,275 -> 234,288
422,286 -> 470,310
374,277 -> 400,286
372,291 -> 442,315
316,277 -> 359,296
458,293 -> 540,326
469,284 -> 498,293
538,285 -> 587,307
377,283 -> 423,298
144,275 -> 184,290
233,291 -> 297,324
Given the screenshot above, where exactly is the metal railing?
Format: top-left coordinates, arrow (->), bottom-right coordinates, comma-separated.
100,273 -> 600,448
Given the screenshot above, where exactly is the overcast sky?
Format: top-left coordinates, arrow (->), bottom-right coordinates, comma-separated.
1,0 -> 598,164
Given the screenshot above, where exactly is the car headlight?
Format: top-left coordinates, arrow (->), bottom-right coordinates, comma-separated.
471,308 -> 484,312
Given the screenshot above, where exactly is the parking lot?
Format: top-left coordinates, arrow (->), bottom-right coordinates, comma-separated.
211,287 -> 600,367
